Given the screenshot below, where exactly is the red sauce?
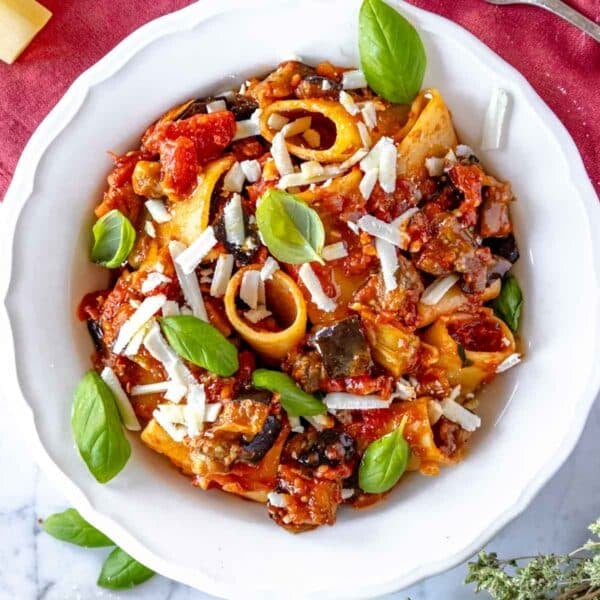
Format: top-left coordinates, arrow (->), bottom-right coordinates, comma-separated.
447,317 -> 504,353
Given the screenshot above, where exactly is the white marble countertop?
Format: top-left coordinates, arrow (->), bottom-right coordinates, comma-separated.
1,392 -> 599,600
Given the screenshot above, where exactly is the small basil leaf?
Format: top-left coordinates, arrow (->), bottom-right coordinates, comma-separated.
252,369 -> 326,417
256,189 -> 325,265
160,315 -> 239,376
91,209 -> 136,268
97,547 -> 155,590
43,509 -> 113,547
358,419 -> 410,493
492,273 -> 523,332
71,370 -> 131,483
359,0 -> 427,104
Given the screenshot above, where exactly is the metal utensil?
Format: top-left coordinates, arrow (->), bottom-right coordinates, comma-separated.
485,0 -> 600,42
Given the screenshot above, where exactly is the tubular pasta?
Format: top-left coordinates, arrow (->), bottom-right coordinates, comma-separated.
260,99 -> 363,162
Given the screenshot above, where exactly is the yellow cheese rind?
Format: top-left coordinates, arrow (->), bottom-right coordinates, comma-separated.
0,0 -> 52,64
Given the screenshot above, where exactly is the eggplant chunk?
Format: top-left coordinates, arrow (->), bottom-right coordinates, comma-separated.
177,93 -> 258,122
310,316 -> 372,378
87,319 -> 104,352
291,429 -> 356,469
483,233 -> 520,264
240,416 -> 282,463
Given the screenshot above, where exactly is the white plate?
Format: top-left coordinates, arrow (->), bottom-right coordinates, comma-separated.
1,0 -> 599,598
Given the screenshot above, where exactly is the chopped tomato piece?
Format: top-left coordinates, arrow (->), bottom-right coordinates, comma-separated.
160,136 -> 198,198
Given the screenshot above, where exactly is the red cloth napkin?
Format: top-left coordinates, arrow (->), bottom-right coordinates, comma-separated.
1,0 -> 599,201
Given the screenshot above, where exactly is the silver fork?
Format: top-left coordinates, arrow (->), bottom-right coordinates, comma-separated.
485,0 -> 600,42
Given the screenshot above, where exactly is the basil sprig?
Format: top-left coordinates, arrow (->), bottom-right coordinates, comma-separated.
252,369 -> 326,417
91,209 -> 136,268
256,189 -> 325,265
160,315 -> 239,377
359,0 -> 426,104
43,509 -> 113,547
359,416 -> 410,493
98,547 -> 156,589
43,508 -> 154,590
71,370 -> 131,483
492,273 -> 523,332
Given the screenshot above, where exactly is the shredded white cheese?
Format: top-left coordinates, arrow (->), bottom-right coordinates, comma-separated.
267,113 -> 289,131
144,220 -> 156,238
357,215 -> 402,247
281,116 -> 312,138
210,253 -> 234,298
342,69 -> 367,90
375,238 -> 398,292
240,269 -> 261,310
145,199 -> 171,224
165,382 -> 188,403
324,392 -> 391,410
141,272 -> 171,295
288,415 -> 304,433
391,378 -> 417,401
240,159 -> 262,183
174,226 -> 218,275
113,294 -> 167,354
425,156 -> 445,177
378,140 -> 397,193
223,162 -> 245,193
233,117 -> 260,140
302,128 -> 321,148
427,399 -> 443,425
204,403 -> 222,422
267,492 -> 289,508
244,307 -> 273,324
169,241 -> 208,321
271,131 -> 294,176
357,121 -> 372,149
298,263 -> 336,313
361,102 -> 378,130
260,256 -> 279,281
131,381 -> 171,395
223,193 -> 245,246
322,242 -> 348,261
420,274 -> 460,305
441,395 -> 481,432
300,161 -> 325,178
341,488 -> 355,500
123,323 -> 148,357
455,144 -> 475,158
322,79 -> 332,91
339,90 -> 360,116
359,168 -> 378,200
100,367 -> 141,431
206,99 -> 227,113
496,353 -> 522,373
153,404 -> 187,442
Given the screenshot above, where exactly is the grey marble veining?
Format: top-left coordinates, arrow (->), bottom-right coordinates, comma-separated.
1,392 -> 599,600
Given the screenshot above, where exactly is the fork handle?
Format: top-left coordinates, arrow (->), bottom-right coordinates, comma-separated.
537,0 -> 600,42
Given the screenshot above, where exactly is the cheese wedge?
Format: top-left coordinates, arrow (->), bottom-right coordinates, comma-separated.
0,0 -> 52,64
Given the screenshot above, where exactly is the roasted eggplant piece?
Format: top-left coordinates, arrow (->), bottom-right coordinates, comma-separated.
213,209 -> 260,266
87,319 -> 104,352
483,233 -> 520,264
289,429 -> 356,469
295,74 -> 342,99
240,416 -> 282,463
311,316 -> 372,378
176,93 -> 259,122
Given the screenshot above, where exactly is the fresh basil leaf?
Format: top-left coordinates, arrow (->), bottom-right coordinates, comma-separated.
256,189 -> 325,265
492,273 -> 523,332
457,343 -> 473,367
359,417 -> 410,493
97,547 -> 155,589
43,509 -> 114,547
91,209 -> 136,268
252,369 -> 326,417
359,0 -> 426,104
71,370 -> 131,483
160,315 -> 239,376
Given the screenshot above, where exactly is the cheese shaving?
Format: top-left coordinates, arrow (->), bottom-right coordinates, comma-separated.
342,69 -> 367,90
174,226 -> 218,274
100,367 -> 141,431
339,90 -> 360,116
359,168 -> 378,200
361,102 -> 377,129
223,162 -> 245,193
240,159 -> 262,183
420,274 -> 460,305
260,256 -> 279,281
113,294 -> 167,354
271,131 -> 294,176
240,269 -> 261,309
206,99 -> 227,113
169,240 -> 208,321
210,253 -> 234,298
324,393 -> 391,410
223,193 -> 245,246
375,238 -> 398,292
322,242 -> 348,261
145,199 -> 171,223
298,263 -> 336,312
141,272 -> 171,294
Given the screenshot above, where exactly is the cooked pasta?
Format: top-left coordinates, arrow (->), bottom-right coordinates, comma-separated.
79,60 -> 523,532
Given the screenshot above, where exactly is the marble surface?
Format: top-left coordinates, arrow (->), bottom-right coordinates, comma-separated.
1,380 -> 599,600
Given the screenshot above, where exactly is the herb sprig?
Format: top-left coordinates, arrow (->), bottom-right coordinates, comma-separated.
466,517 -> 600,599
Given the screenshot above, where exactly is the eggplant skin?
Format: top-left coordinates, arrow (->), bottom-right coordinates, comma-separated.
240,416 -> 282,463
483,233 -> 519,264
176,94 -> 259,122
295,430 -> 356,469
311,316 -> 372,378
87,319 -> 104,352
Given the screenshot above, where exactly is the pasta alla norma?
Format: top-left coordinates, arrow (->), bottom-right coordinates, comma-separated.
77,59 -> 522,532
